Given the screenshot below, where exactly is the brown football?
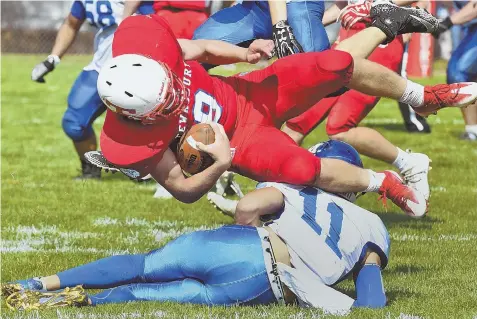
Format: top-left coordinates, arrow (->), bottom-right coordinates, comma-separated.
177,123 -> 215,176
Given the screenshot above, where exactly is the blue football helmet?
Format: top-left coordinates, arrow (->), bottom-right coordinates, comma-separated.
309,140 -> 363,202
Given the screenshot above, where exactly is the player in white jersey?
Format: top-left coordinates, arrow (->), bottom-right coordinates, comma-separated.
3,141 -> 388,313
31,0 -> 131,179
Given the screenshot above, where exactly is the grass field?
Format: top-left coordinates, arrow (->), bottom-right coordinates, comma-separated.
2,54 -> 477,319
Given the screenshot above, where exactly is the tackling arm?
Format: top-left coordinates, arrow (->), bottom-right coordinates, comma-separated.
178,39 -> 273,65
235,187 -> 285,226
268,0 -> 288,24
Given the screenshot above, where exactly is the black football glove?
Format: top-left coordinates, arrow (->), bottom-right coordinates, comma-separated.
433,16 -> 453,38
272,20 -> 304,59
31,55 -> 60,83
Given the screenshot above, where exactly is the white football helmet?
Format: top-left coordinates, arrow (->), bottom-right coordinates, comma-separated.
97,54 -> 188,124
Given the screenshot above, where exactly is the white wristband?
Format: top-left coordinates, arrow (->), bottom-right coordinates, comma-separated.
47,55 -> 61,66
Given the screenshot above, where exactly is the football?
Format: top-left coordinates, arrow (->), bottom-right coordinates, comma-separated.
177,123 -> 215,176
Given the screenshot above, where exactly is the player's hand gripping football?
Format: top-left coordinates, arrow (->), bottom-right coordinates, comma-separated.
272,20 -> 304,59
195,122 -> 232,169
31,55 -> 60,83
338,1 -> 372,30
246,39 -> 275,64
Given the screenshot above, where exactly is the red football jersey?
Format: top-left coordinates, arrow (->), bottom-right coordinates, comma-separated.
153,0 -> 207,12
101,15 -> 237,172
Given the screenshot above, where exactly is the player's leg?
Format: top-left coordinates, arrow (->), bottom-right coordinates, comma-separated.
232,127 -> 427,217
334,4 -> 477,116
397,38 -> 431,133
63,70 -> 106,179
446,26 -> 477,140
286,0 -> 330,52
282,96 -> 337,145
5,227 -> 276,308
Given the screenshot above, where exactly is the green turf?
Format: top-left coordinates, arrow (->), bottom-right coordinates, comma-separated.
2,54 -> 477,318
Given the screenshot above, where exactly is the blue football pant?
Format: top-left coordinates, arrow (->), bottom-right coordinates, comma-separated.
62,70 -> 106,142
54,225 -> 276,306
447,24 -> 477,83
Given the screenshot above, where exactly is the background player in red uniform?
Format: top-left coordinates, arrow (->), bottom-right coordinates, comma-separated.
123,0 -> 209,39
96,5 -> 477,217
282,0 -> 432,202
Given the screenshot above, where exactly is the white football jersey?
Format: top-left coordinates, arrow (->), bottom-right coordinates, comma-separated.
260,182 -> 390,313
70,0 -> 125,72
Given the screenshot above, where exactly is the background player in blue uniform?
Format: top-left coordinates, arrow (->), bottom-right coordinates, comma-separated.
31,1 -> 128,179
192,0 -> 329,65
434,1 -> 477,141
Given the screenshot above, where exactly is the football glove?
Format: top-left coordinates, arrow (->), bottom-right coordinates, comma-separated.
338,1 -> 372,30
272,20 -> 304,59
433,16 -> 453,38
31,55 -> 60,83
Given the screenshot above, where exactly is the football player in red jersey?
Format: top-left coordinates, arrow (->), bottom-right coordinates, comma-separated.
96,4 -> 477,217
123,0 -> 209,39
282,0 -> 433,202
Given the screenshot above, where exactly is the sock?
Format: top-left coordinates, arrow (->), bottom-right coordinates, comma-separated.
392,148 -> 412,172
399,80 -> 424,107
365,170 -> 385,193
57,254 -> 146,289
16,277 -> 45,290
465,125 -> 477,136
353,264 -> 386,308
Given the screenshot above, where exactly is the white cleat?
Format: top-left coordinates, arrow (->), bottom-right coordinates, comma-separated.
207,192 -> 238,218
153,183 -> 173,199
401,152 -> 431,201
214,171 -> 244,198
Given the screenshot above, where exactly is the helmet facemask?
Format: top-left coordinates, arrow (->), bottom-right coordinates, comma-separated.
138,61 -> 188,124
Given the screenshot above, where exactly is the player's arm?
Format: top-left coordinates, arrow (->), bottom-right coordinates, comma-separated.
447,1 -> 477,25
433,1 -> 477,37
268,0 -> 304,58
234,187 -> 285,226
31,2 -> 85,83
123,0 -> 142,18
178,39 -> 274,65
150,123 -> 232,204
323,4 -> 342,26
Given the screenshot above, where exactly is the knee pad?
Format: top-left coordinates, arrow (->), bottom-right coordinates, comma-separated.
62,109 -> 93,142
280,154 -> 321,185
317,50 -> 354,85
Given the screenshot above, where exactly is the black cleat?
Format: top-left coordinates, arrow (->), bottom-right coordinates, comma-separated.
75,160 -> 101,180
84,151 -> 143,181
460,131 -> 477,141
370,1 -> 439,43
398,102 -> 431,133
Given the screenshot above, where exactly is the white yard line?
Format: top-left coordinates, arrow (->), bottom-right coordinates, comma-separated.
1,221 -> 218,254
391,234 -> 477,242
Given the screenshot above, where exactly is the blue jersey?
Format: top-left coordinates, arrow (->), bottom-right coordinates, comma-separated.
70,0 -> 125,72
70,0 -> 124,29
